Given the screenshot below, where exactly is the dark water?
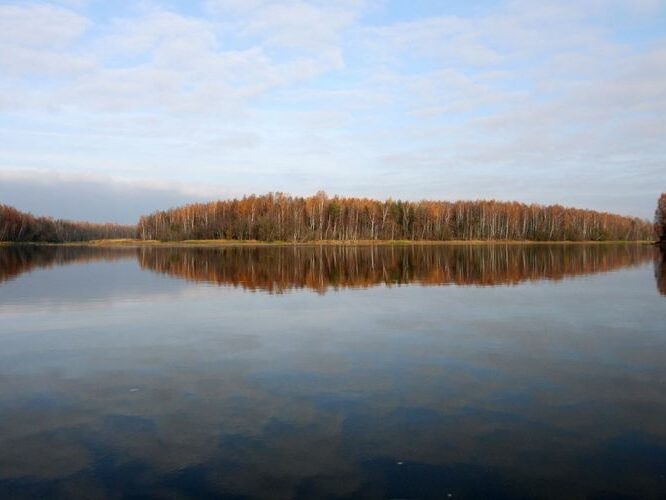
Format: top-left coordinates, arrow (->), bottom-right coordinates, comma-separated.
0,244 -> 665,499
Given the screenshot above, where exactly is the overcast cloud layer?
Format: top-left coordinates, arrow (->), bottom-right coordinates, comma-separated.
0,0 -> 665,223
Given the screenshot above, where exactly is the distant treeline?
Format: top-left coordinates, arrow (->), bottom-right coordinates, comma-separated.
138,193 -> 653,242
0,204 -> 135,243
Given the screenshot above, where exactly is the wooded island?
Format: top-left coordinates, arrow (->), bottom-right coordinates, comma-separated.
2,192 -> 664,243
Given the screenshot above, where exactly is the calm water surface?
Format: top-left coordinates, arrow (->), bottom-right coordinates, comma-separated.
0,244 -> 665,499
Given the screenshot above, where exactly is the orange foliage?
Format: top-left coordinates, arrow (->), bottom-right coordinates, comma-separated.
138,193 -> 653,242
0,204 -> 135,242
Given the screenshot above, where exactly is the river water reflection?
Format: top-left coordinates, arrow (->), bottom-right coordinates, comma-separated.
0,244 -> 664,499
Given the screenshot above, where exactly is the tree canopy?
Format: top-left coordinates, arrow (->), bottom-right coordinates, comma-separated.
138,193 -> 653,242
0,204 -> 135,243
655,193 -> 666,244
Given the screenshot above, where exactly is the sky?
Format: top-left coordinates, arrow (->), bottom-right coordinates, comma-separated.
0,0 -> 665,224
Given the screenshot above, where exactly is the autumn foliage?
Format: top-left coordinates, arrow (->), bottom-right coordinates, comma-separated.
138,192 -> 652,242
0,204 -> 135,243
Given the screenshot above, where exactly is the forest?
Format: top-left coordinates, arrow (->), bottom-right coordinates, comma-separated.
656,192 -> 666,244
1,194 -> 659,243
0,204 -> 135,243
137,192 -> 654,242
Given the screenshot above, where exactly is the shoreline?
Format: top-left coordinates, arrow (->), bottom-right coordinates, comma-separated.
0,239 -> 657,248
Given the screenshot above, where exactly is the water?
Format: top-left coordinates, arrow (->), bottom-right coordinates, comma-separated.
0,244 -> 665,499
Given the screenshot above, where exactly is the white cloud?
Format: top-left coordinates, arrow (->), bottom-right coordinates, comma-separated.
0,3 -> 354,115
0,3 -> 89,47
0,3 -> 93,79
0,45 -> 95,76
0,0 -> 664,220
237,1 -> 360,51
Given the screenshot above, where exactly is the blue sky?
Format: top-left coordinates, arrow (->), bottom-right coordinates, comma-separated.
0,0 -> 665,223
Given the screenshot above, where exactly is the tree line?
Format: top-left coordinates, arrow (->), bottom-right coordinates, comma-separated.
0,204 -> 135,243
3,192 -> 661,243
137,192 -> 653,242
655,192 -> 666,244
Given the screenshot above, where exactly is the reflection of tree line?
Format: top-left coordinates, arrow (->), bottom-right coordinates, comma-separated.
0,246 -> 136,284
1,244 -> 661,293
656,247 -> 666,296
137,244 -> 657,293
